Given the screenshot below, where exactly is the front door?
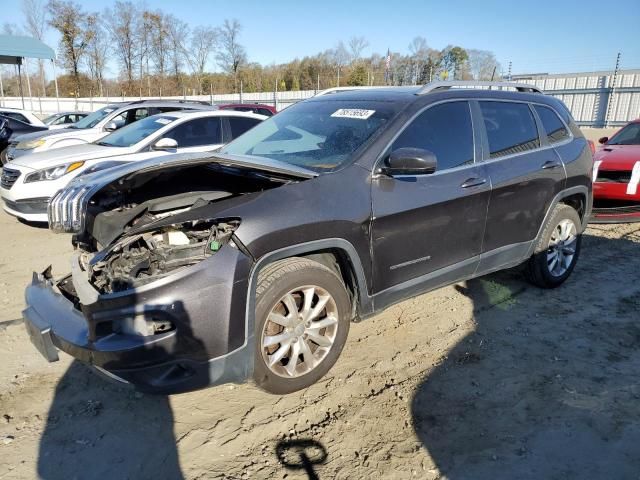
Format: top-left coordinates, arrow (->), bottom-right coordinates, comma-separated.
371,101 -> 490,298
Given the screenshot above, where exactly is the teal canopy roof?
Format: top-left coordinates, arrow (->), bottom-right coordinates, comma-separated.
0,35 -> 55,63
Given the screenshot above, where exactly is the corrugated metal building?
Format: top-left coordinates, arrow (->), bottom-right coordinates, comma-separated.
513,69 -> 640,126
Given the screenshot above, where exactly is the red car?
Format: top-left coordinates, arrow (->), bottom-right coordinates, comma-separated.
219,103 -> 277,116
592,119 -> 640,222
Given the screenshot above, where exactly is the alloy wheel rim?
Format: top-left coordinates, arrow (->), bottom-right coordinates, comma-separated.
546,219 -> 577,277
261,285 -> 339,378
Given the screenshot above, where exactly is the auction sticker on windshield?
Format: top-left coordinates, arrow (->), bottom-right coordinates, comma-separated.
155,118 -> 173,125
331,109 -> 376,120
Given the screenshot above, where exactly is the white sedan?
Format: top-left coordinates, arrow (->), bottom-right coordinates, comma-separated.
0,110 -> 264,222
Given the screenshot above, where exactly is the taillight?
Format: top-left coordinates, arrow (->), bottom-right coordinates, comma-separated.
588,140 -> 596,155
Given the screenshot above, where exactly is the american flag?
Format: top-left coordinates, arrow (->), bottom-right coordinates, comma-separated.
384,48 -> 391,84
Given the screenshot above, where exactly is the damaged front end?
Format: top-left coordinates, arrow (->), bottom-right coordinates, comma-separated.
22,154 -> 315,392
88,219 -> 240,293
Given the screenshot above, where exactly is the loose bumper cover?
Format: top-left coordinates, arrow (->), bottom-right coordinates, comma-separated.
23,244 -> 254,394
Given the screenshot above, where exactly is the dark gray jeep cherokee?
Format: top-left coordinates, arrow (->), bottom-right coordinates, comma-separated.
24,82 -> 593,394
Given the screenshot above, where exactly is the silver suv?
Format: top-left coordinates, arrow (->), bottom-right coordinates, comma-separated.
5,100 -> 215,162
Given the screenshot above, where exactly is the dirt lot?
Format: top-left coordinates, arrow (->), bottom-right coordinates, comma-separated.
0,209 -> 640,479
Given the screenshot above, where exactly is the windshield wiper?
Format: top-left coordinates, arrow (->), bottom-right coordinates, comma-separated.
95,141 -> 113,147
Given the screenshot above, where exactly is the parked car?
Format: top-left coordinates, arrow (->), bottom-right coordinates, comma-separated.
591,119 -> 640,222
43,111 -> 89,130
4,99 -> 214,162
220,103 -> 277,116
1,110 -> 264,222
24,82 -> 592,395
0,115 -> 48,165
0,107 -> 46,127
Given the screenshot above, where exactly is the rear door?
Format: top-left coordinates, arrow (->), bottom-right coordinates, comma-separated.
479,100 -> 565,256
223,115 -> 263,143
371,100 -> 490,294
162,117 -> 224,152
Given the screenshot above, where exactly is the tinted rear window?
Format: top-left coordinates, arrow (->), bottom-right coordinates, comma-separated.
480,102 -> 540,158
228,116 -> 261,139
534,105 -> 570,144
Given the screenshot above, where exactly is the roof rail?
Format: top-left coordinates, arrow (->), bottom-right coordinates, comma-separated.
417,81 -> 542,95
128,98 -> 212,105
315,86 -> 396,96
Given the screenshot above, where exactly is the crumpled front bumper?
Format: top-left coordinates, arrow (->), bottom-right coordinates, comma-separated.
23,245 -> 255,394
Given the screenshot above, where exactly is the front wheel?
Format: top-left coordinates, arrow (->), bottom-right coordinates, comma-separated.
253,257 -> 351,394
525,204 -> 582,288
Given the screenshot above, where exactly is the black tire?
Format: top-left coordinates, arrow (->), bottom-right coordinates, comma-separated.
253,257 -> 351,394
0,148 -> 8,166
525,204 -> 582,288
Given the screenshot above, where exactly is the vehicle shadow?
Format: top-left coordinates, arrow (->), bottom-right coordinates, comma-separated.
36,294 -> 212,479
410,229 -> 640,479
37,361 -> 183,480
275,438 -> 328,480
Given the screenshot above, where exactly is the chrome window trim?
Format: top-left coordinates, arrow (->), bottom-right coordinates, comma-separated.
372,99 -> 478,179
373,97 -> 575,177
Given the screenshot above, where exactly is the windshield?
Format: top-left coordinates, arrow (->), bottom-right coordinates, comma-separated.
221,100 -> 396,172
96,115 -> 177,148
608,123 -> 640,145
43,114 -> 59,124
73,106 -> 118,129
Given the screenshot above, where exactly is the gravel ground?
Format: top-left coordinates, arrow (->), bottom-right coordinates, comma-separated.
0,210 -> 639,480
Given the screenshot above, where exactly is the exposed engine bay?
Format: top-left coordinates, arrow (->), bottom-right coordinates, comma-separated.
67,160 -> 309,293
87,219 -> 240,293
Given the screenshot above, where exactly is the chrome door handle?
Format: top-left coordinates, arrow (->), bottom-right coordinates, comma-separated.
460,177 -> 487,188
542,160 -> 562,169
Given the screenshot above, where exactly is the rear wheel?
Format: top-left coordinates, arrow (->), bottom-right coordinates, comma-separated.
253,257 -> 351,394
525,204 -> 582,288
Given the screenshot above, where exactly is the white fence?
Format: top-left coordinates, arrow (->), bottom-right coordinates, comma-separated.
2,69 -> 640,126
0,90 -> 318,115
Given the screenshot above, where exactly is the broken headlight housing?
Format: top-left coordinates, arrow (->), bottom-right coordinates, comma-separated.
88,219 -> 241,293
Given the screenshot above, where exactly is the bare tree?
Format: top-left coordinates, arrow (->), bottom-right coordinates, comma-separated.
21,0 -> 48,96
189,25 -> 217,94
2,23 -> 23,35
165,14 -> 189,89
47,0 -> 93,98
328,41 -> 349,86
85,13 -> 109,96
147,11 -> 170,94
104,0 -> 138,93
348,36 -> 369,63
408,36 -> 429,85
467,49 -> 501,80
216,19 -> 246,92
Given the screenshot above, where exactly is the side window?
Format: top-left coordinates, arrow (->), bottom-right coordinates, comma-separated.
52,116 -> 67,125
164,117 -> 222,147
228,116 -> 261,140
534,105 -> 570,144
258,108 -> 273,117
479,102 -> 540,159
4,112 -> 28,123
156,106 -> 183,114
391,101 -> 474,171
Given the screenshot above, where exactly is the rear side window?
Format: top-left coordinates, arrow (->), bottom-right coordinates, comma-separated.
534,105 -> 570,144
479,102 -> 539,158
391,101 -> 474,171
258,108 -> 274,116
3,112 -> 28,123
228,116 -> 261,139
165,117 -> 223,147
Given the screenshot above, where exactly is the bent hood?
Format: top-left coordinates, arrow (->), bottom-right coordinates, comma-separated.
10,143 -> 127,170
595,144 -> 640,170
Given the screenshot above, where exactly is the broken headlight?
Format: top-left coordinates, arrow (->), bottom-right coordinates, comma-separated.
88,219 -> 241,293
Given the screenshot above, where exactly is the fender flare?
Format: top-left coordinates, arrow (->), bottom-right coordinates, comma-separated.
242,238 -> 372,356
528,185 -> 590,257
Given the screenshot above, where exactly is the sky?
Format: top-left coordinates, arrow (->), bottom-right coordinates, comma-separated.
2,0 -> 639,77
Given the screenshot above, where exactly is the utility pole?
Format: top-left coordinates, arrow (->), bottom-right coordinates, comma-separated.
507,61 -> 512,81
317,74 -> 320,93
605,52 -> 621,128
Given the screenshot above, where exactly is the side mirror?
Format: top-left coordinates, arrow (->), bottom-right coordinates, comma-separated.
382,147 -> 437,176
598,136 -> 609,145
152,137 -> 178,151
104,121 -> 118,132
